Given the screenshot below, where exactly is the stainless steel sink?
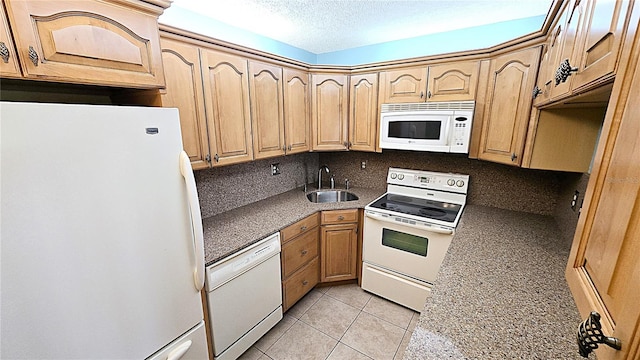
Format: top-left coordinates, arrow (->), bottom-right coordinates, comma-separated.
306,190 -> 359,203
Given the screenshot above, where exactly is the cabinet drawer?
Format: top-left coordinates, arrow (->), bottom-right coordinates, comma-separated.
281,227 -> 319,279
282,257 -> 319,312
281,213 -> 319,244
321,209 -> 358,224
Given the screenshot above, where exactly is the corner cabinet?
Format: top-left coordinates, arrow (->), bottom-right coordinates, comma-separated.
349,73 -> 379,152
200,48 -> 254,166
0,4 -> 20,78
311,73 -> 349,151
320,209 -> 359,283
378,61 -> 479,104
159,37 -> 210,170
477,47 -> 541,166
2,0 -> 168,88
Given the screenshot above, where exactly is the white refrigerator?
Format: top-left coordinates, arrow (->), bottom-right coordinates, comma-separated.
0,102 -> 209,359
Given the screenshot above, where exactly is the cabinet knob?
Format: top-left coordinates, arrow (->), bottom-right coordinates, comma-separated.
282,145 -> 286,152
0,42 -> 9,63
420,91 -> 424,98
511,153 -> 517,162
532,85 -> 543,99
427,90 -> 432,99
300,225 -> 307,232
302,280 -> 309,286
577,311 -> 621,357
301,249 -> 308,255
337,215 -> 344,221
214,154 -> 220,162
288,145 -> 292,151
28,46 -> 39,66
555,58 -> 578,85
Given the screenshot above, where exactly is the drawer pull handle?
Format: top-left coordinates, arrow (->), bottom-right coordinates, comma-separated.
301,250 -> 308,255
337,215 -> 344,221
300,225 -> 307,232
302,280 -> 309,286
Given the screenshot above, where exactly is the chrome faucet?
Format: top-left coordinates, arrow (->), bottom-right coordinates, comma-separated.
318,165 -> 329,189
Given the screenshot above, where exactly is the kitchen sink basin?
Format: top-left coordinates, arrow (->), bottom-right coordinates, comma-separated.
306,190 -> 359,203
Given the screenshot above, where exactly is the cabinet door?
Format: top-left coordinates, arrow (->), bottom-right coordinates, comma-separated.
349,73 -> 378,152
320,223 -> 357,282
200,49 -> 253,166
0,4 -> 20,78
249,61 -> 285,160
311,74 -> 349,151
566,29 -> 640,358
3,0 -> 165,88
550,0 -> 588,99
571,0 -> 632,90
379,67 -> 427,103
426,61 -> 479,102
283,68 -> 311,154
159,37 -> 210,170
534,4 -> 570,105
478,47 -> 541,166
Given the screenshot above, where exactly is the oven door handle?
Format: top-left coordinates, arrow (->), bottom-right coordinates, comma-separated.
365,211 -> 454,235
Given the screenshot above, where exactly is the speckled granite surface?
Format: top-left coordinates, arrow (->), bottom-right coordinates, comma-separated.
202,186 -> 384,265
403,205 -> 591,360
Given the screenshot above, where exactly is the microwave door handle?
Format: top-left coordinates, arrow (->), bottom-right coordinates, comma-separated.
444,117 -> 452,145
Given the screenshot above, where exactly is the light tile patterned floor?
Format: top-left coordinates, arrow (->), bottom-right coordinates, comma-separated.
239,284 -> 419,360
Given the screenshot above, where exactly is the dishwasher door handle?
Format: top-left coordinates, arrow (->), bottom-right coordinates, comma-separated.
365,211 -> 454,235
180,151 -> 205,291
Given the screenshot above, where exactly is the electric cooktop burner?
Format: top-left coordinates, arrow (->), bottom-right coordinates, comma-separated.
368,193 -> 461,223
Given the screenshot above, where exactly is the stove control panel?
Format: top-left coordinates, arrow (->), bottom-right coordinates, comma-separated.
387,167 -> 469,194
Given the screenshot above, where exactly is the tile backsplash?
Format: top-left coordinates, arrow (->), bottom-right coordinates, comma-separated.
319,150 -> 563,216
196,152 -> 319,218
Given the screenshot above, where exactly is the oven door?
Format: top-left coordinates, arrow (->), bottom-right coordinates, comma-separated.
362,210 -> 453,284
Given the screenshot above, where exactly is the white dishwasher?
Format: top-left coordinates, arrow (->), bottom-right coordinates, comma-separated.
206,233 -> 283,360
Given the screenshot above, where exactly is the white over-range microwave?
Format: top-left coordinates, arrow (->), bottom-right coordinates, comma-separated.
379,101 -> 475,153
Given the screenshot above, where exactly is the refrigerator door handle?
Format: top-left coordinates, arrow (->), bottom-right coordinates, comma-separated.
179,151 -> 205,291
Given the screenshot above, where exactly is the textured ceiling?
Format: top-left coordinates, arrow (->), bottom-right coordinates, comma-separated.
173,0 -> 553,54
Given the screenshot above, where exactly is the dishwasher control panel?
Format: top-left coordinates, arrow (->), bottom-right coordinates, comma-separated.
206,233 -> 281,291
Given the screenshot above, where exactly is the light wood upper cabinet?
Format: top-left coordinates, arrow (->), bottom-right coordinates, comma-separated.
283,67 -> 311,154
159,37 -> 210,170
550,0 -> 589,100
571,0 -> 632,90
311,73 -> 349,151
427,61 -> 479,102
349,73 -> 378,152
478,47 -> 541,166
0,4 -> 20,78
3,0 -> 167,88
379,62 -> 479,104
249,61 -> 285,160
200,49 -> 254,166
378,67 -> 427,103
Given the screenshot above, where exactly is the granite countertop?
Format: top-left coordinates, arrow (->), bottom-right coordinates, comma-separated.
404,205 -> 589,360
202,186 -> 385,265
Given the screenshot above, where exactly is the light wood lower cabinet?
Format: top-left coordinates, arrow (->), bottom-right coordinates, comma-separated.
3,0 -> 167,88
320,209 -> 358,283
280,213 -> 320,312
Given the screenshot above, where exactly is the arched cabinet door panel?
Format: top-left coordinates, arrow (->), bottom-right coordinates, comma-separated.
3,0 -> 166,87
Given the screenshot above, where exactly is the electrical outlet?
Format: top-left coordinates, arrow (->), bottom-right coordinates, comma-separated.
361,161 -> 367,169
271,163 -> 281,175
571,190 -> 580,211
